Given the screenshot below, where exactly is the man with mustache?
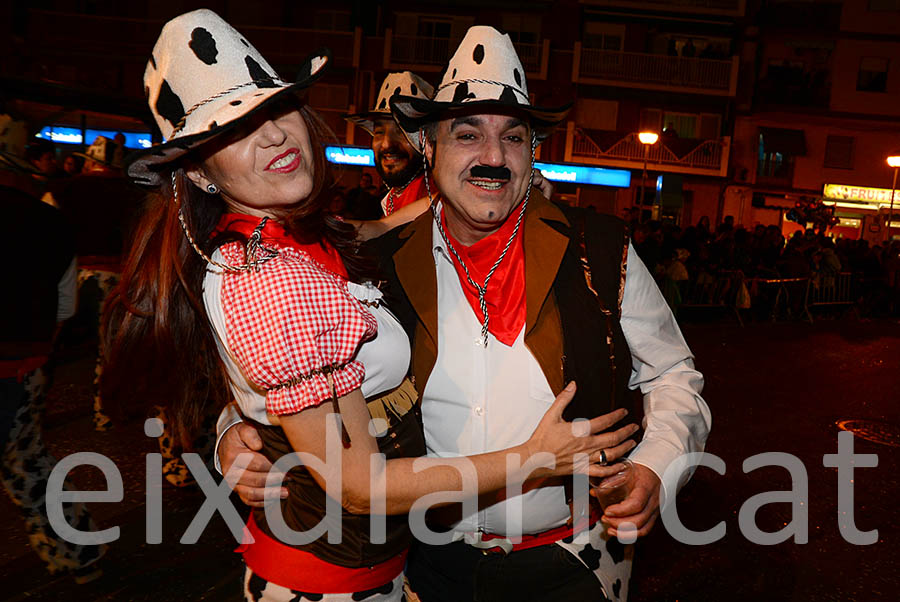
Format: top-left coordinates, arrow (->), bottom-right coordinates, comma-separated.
220,28 -> 710,602
345,71 -> 433,217
379,27 -> 709,602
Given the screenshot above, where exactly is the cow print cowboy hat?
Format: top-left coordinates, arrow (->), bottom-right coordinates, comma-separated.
389,26 -> 571,140
344,71 -> 434,153
126,9 -> 330,187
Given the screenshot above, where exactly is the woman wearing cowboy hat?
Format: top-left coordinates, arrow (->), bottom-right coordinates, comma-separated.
101,10 -> 634,602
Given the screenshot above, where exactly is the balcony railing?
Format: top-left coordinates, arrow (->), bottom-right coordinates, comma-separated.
574,44 -> 738,96
565,125 -> 729,177
385,30 -> 548,77
513,41 -> 543,75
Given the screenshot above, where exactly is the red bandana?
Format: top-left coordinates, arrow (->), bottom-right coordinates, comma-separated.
385,173 -> 428,215
214,213 -> 348,278
440,204 -> 526,346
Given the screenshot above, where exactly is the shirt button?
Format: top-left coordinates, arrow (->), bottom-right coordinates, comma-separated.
474,407 -> 484,416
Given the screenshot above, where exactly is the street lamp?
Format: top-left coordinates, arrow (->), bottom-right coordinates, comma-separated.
637,131 -> 659,222
887,154 -> 900,243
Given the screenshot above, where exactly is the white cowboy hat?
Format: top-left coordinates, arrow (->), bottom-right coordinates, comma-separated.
126,8 -> 330,187
390,26 -> 570,136
344,71 -> 433,152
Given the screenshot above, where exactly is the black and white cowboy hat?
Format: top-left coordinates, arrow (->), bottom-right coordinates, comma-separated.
344,71 -> 433,152
390,26 -> 570,136
126,9 -> 330,187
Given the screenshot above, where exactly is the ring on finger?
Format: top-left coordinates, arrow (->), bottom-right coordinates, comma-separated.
599,449 -> 608,465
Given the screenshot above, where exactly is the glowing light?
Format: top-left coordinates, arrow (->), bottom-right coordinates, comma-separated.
887,155 -> 900,168
325,146 -> 374,166
638,132 -> 659,145
534,162 -> 631,187
35,126 -> 152,149
823,183 -> 900,204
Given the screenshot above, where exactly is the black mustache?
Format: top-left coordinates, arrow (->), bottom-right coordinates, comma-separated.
469,165 -> 511,181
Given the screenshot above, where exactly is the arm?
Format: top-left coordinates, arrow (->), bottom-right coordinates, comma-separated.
353,198 -> 431,241
280,382 -> 637,515
219,386 -> 638,510
598,243 -> 711,537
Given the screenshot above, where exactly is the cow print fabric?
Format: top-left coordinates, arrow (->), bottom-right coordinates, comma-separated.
155,80 -> 186,128
1,367 -> 106,575
189,27 -> 218,65
242,567 -> 402,602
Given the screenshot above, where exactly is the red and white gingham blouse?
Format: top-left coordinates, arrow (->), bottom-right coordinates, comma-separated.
215,241 -> 377,416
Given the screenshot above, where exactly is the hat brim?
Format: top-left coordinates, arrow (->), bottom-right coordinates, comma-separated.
343,109 -> 424,154
343,110 -> 390,135
390,95 -> 572,139
126,48 -> 331,187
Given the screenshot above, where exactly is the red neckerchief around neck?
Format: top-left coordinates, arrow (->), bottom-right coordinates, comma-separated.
439,205 -> 526,346
386,173 -> 428,215
214,213 -> 348,278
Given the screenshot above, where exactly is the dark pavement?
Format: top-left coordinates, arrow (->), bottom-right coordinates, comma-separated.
2,316 -> 898,601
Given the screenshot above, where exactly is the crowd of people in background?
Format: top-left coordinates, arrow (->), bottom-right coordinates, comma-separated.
625,208 -> 900,319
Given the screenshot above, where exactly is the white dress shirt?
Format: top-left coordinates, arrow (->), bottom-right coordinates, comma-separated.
426,219 -> 710,538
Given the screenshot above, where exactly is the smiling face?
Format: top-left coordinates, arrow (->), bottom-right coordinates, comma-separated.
187,102 -> 315,219
371,118 -> 420,188
425,112 -> 532,245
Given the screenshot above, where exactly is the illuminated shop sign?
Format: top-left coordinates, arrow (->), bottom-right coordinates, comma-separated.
35,127 -> 152,149
325,146 -> 375,166
534,162 -> 631,187
838,218 -> 861,228
823,183 -> 900,204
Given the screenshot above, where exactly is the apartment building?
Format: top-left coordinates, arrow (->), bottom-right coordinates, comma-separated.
732,0 -> 900,242
7,0 -> 898,240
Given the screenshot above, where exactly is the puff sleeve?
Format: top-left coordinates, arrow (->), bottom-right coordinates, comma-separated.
219,243 -> 377,416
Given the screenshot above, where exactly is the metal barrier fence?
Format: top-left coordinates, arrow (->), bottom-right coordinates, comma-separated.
803,272 -> 856,323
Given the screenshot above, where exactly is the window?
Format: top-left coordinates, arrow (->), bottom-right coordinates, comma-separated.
418,18 -> 452,39
823,135 -> 855,169
663,113 -> 698,138
583,23 -> 623,51
758,135 -> 794,181
857,57 -> 889,92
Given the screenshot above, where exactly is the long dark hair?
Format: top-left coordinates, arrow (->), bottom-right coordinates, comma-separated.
101,104 -> 366,446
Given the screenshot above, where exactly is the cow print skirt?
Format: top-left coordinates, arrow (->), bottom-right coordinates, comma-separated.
556,518 -> 635,601
242,566 -> 404,602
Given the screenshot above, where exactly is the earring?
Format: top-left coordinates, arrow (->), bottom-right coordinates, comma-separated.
206,184 -> 219,194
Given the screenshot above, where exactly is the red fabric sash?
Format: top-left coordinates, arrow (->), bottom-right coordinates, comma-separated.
440,203 -> 526,346
235,513 -> 405,593
215,213 -> 347,278
385,174 -> 428,215
478,504 -> 602,554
